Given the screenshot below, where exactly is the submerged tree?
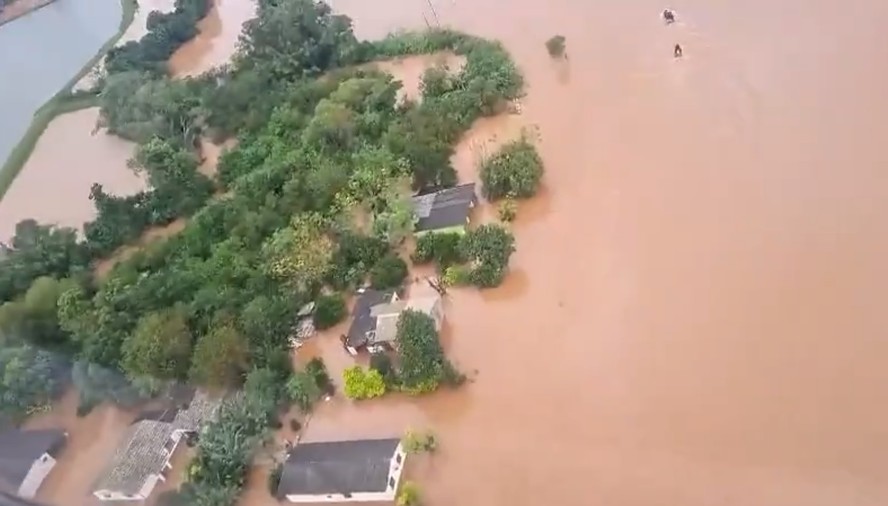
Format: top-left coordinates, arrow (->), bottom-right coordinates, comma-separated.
545,35 -> 567,58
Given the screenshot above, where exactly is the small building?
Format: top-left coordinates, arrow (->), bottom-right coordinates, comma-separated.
92,391 -> 219,502
411,183 -> 478,237
343,289 -> 399,355
0,429 -> 66,499
276,438 -> 407,503
343,290 -> 444,355
370,295 -> 445,348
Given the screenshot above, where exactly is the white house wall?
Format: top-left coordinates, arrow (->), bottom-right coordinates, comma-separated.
17,453 -> 56,499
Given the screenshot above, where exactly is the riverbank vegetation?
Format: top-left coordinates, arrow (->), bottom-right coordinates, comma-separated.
0,0 -> 139,201
0,0 -> 524,446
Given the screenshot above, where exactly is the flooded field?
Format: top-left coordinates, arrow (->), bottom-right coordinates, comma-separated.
1,0 -> 251,242
0,107 -> 145,240
7,0 -> 888,503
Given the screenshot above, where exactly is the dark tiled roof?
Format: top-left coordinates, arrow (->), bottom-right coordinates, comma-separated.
345,290 -> 393,348
412,183 -> 477,232
94,392 -> 219,495
276,438 -> 400,497
0,429 -> 66,491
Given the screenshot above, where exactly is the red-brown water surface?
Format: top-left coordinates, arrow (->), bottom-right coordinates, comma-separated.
279,0 -> 888,504
10,0 -> 888,503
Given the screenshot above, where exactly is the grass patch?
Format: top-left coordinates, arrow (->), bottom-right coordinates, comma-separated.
0,0 -> 137,201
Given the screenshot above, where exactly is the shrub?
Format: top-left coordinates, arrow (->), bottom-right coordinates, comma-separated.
289,419 -> 302,432
395,310 -> 457,392
370,254 -> 408,290
441,265 -> 471,287
369,352 -> 397,385
480,139 -> 544,200
397,481 -> 422,506
411,232 -> 464,268
545,35 -> 567,58
460,225 -> 516,288
497,197 -> 517,222
313,294 -> 347,330
286,371 -> 321,412
305,357 -> 334,394
402,429 -> 438,454
342,366 -> 387,400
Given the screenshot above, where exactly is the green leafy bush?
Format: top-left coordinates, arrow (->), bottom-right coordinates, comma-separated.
370,254 -> 408,289
411,232 -> 464,268
313,294 -> 347,330
480,139 -> 544,200
498,197 -> 518,222
460,225 -> 516,288
342,365 -> 387,400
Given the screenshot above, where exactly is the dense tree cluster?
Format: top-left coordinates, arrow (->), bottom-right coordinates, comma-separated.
395,310 -> 459,393
105,0 -> 212,74
480,138 -> 545,200
0,0 -> 525,429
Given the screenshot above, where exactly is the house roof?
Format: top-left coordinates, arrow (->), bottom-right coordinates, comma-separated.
94,392 -> 219,495
276,438 -> 401,497
412,183 -> 477,232
0,429 -> 66,492
368,295 -> 443,344
345,290 -> 394,348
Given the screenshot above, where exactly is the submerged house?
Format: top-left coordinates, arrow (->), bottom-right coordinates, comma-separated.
93,391 -> 219,502
343,290 -> 444,355
411,183 -> 478,236
276,437 -> 407,503
0,428 -> 66,499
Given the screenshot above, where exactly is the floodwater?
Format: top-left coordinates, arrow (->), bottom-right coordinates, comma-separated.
0,108 -> 145,241
169,0 -> 257,77
0,0 -> 252,242
26,389 -> 138,506
0,0 -> 120,164
279,0 -> 888,505
8,0 -> 888,503
74,0 -> 178,91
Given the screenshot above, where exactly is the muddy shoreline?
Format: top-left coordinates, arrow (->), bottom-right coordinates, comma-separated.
0,0 -> 57,27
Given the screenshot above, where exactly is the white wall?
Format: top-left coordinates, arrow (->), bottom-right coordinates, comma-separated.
17,453 -> 56,499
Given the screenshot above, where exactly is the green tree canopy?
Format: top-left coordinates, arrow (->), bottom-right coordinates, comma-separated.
480,139 -> 544,200
121,308 -> 193,381
190,324 -> 250,389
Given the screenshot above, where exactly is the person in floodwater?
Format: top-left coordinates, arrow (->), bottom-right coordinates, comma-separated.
674,43 -> 683,58
663,9 -> 676,23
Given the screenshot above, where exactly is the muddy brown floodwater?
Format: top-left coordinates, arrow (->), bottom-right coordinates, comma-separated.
11,0 -> 888,503
169,0 -> 257,77
280,0 -> 888,505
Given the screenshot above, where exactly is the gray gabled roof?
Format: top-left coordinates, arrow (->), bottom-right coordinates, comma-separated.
0,429 -> 66,492
94,392 -> 219,495
412,183 -> 477,232
276,438 -> 401,497
345,290 -> 394,348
